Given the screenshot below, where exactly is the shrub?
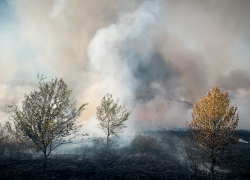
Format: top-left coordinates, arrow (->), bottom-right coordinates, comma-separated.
131,134 -> 160,157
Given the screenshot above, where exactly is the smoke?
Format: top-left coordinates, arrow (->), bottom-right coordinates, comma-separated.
0,0 -> 250,133
83,0 -> 160,134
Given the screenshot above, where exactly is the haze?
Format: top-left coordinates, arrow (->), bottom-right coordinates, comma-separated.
0,0 -> 250,137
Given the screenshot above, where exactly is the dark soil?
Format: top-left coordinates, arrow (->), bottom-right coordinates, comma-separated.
0,130 -> 249,180
0,157 -> 240,180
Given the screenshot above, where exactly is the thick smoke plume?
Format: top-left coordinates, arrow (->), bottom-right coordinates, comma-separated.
0,0 -> 250,135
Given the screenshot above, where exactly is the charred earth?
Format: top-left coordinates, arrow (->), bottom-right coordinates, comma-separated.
0,130 -> 249,180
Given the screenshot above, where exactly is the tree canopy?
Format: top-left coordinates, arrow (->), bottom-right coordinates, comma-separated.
3,75 -> 88,170
186,86 -> 239,175
96,93 -> 131,148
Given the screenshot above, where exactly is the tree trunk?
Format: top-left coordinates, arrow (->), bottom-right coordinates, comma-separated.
107,135 -> 109,149
210,158 -> 215,175
43,152 -> 47,171
107,120 -> 110,149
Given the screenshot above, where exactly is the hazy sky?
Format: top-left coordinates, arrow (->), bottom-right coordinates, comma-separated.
0,0 -> 250,135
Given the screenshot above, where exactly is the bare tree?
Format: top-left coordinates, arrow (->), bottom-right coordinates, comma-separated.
3,75 -> 88,170
186,86 -> 239,175
5,135 -> 29,160
184,139 -> 206,175
96,94 -> 131,149
0,123 -> 30,160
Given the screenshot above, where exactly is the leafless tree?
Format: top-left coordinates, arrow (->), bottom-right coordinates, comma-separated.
5,136 -> 29,160
0,124 -> 29,160
184,139 -> 206,175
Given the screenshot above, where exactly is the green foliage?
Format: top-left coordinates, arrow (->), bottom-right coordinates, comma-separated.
3,75 -> 88,169
96,94 -> 131,147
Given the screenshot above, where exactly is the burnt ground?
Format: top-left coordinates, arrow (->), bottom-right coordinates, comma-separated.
0,157 -> 188,180
0,130 -> 249,180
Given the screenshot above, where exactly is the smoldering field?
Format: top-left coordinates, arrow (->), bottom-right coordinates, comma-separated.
1,0 -> 250,179
0,129 -> 250,179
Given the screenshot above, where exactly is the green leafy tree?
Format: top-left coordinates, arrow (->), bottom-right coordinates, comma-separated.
96,94 -> 131,149
186,86 -> 239,175
3,75 -> 88,170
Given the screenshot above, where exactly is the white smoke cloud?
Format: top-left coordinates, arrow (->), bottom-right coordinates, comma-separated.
87,0 -> 159,101
0,0 -> 250,132
230,89 -> 250,129
80,0 -> 160,135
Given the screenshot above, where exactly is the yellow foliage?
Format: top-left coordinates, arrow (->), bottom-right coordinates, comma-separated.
186,86 -> 239,174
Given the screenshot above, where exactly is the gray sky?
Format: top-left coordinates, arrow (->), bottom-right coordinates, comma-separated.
0,0 -> 250,134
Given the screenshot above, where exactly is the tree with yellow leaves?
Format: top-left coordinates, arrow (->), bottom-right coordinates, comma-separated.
186,86 -> 239,175
3,75 -> 88,171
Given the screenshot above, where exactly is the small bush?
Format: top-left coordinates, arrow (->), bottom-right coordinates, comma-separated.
131,134 -> 160,157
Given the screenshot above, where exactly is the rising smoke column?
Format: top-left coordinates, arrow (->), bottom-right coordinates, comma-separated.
1,0 -> 250,131
81,0 -> 161,134
84,0 -> 193,132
